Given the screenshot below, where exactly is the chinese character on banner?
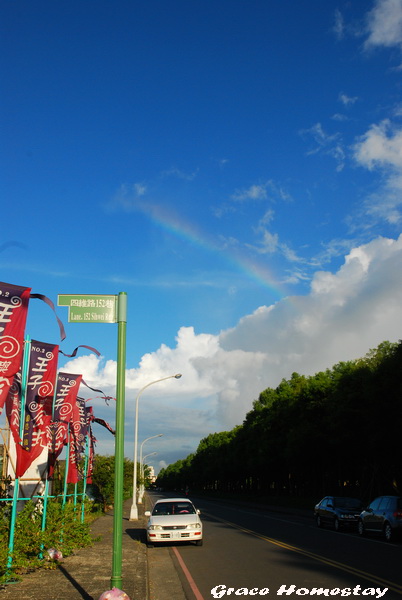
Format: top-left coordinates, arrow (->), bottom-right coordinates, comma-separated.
5,340 -> 59,478
46,421 -> 69,478
67,396 -> 86,485
53,372 -> 83,423
47,372 -> 82,479
0,282 -> 31,411
23,340 -> 59,451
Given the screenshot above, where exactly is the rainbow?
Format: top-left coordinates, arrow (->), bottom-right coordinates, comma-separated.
137,201 -> 286,299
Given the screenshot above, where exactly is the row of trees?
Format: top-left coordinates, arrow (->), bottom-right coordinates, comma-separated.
49,456 -> 153,509
157,341 -> 402,502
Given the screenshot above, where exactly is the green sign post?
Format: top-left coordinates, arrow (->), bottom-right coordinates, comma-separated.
58,292 -> 127,591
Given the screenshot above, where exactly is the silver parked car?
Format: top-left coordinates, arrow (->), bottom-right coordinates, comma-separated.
145,498 -> 203,547
358,495 -> 402,542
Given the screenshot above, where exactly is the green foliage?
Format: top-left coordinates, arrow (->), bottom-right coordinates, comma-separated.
0,476 -> 12,499
157,340 -> 402,502
0,452 -> 136,583
0,499 -> 94,584
91,455 -> 134,505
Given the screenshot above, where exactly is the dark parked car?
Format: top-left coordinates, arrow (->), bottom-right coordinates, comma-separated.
358,495 -> 402,542
314,496 -> 363,531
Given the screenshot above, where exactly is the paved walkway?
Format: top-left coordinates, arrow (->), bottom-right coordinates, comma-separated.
0,498 -> 186,600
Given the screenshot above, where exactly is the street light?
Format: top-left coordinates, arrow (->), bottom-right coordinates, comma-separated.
140,452 -> 157,501
129,373 -> 182,520
138,434 -> 163,504
143,451 -> 157,463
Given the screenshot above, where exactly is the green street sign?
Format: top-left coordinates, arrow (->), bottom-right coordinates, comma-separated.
59,291 -> 128,589
57,294 -> 118,323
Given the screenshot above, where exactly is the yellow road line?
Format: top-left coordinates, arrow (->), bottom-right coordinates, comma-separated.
205,512 -> 402,595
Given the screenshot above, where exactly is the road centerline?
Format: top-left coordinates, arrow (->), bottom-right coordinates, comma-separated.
202,511 -> 402,596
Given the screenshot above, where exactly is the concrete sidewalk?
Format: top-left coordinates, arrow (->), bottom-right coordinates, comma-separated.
0,498 -> 185,600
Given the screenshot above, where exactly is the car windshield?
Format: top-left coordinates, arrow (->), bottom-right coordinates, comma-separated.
152,502 -> 195,515
333,498 -> 362,509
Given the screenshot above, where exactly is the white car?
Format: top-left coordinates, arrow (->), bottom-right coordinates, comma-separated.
145,498 -> 203,546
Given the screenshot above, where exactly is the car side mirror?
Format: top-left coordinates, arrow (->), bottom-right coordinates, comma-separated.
196,509 -> 201,515
145,511 -> 151,516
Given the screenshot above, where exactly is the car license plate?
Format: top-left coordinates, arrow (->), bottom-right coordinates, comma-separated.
172,531 -> 181,539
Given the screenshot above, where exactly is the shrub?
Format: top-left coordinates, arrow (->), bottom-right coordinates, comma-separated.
0,498 -> 94,584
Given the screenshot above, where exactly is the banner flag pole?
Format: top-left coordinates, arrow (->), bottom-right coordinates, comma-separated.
7,336 -> 31,574
62,428 -> 70,508
80,432 -> 90,523
40,361 -> 60,558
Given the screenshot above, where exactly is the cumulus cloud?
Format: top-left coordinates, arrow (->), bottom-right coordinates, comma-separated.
64,235 -> 402,465
364,0 -> 402,49
353,119 -> 402,225
354,119 -> 402,170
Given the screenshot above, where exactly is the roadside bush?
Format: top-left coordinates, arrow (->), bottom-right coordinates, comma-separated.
0,499 -> 94,584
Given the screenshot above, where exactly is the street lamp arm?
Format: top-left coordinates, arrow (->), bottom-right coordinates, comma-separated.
143,452 -> 157,461
129,373 -> 182,521
138,373 -> 182,397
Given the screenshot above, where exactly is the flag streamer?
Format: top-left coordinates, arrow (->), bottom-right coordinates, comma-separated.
29,293 -> 66,341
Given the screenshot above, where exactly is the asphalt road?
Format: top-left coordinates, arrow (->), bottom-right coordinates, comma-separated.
147,492 -> 402,600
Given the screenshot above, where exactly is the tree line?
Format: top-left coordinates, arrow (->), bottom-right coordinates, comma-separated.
156,341 -> 402,503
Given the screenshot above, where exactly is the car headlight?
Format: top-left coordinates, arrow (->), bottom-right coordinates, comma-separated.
186,523 -> 202,529
148,525 -> 163,530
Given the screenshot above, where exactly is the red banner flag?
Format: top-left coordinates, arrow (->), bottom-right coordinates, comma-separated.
67,396 -> 87,484
67,427 -> 80,484
76,397 -> 89,455
5,341 -> 59,478
53,372 -> 83,423
46,421 -> 69,478
0,283 -> 31,410
86,426 -> 96,484
5,370 -> 50,479
47,372 -> 82,479
22,340 -> 59,451
15,427 -> 49,478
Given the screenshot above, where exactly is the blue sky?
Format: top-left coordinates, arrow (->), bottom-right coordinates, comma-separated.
2,0 -> 402,471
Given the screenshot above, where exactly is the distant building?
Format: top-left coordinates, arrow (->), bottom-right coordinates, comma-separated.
147,465 -> 156,483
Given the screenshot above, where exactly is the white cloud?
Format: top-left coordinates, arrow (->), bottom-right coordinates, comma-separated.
257,230 -> 280,254
331,113 -> 349,122
244,209 -> 303,262
365,0 -> 402,49
333,8 -> 345,40
65,235 -> 402,466
354,119 -> 402,170
231,183 -> 269,202
301,123 -> 345,171
106,182 -> 148,212
339,93 -> 358,106
160,167 -> 199,181
353,119 -> 402,225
